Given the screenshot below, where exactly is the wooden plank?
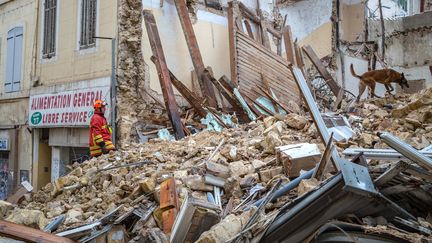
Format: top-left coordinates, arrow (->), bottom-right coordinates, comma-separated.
228,1 -> 240,86
381,184 -> 415,196
162,208 -> 177,234
313,133 -> 334,180
143,10 -> 185,139
283,26 -> 297,66
217,75 -> 250,122
237,32 -> 292,67
160,178 -> 179,210
238,2 -> 260,23
374,161 -> 410,186
261,74 -> 279,113
256,85 -> 293,114
150,56 -> 207,118
260,19 -> 271,49
0,220 -> 76,243
302,45 -> 341,96
174,0 -> 217,107
245,95 -> 274,116
294,42 -> 304,68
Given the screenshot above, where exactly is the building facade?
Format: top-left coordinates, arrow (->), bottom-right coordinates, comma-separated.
30,0 -> 117,189
0,0 -> 117,194
0,0 -> 36,198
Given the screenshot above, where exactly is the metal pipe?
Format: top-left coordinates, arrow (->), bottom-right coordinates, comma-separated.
252,169 -> 314,208
378,132 -> 432,171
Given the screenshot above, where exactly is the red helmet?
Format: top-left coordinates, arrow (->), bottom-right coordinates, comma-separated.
93,100 -> 107,109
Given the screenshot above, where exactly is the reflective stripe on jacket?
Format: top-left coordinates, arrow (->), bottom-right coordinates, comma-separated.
89,112 -> 115,157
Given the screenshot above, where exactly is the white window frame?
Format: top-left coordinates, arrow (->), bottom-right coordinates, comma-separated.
40,0 -> 59,63
76,0 -> 99,55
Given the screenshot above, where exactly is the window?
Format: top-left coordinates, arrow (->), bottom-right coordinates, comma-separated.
42,0 -> 57,58
5,27 -> 23,93
79,0 -> 97,50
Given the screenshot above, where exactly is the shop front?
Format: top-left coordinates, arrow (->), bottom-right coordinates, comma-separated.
29,77 -> 111,189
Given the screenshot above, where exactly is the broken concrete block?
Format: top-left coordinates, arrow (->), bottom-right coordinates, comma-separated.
183,175 -> 213,192
405,118 -> 422,128
173,170 -> 188,179
140,176 -> 157,193
361,133 -> 376,146
229,161 -> 249,178
0,200 -> 13,219
64,209 -> 83,225
285,113 -> 308,130
277,143 -> 321,177
298,178 -> 319,196
263,121 -> 285,136
251,159 -> 266,171
239,173 -> 259,188
264,116 -> 277,128
259,166 -> 283,183
262,131 -> 283,153
5,209 -> 49,230
229,146 -> 238,161
206,161 -> 230,178
195,207 -> 255,243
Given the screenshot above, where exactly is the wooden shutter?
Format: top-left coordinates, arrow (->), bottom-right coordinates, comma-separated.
5,27 -> 23,93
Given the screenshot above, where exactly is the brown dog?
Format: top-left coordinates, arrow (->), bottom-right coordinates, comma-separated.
350,64 -> 409,102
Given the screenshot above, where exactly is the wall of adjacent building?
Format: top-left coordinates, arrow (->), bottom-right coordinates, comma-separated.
35,0 -> 116,86
0,0 -> 35,194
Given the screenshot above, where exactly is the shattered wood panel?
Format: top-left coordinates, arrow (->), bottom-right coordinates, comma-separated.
235,32 -> 300,105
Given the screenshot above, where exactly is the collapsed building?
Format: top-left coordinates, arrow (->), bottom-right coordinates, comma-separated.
0,0 -> 431,242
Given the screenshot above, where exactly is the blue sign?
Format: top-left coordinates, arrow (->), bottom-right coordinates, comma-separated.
0,138 -> 7,151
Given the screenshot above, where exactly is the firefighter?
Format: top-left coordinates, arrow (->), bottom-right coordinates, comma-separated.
89,100 -> 115,157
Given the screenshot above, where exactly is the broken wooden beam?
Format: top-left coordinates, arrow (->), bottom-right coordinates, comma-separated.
302,45 -> 341,96
203,71 -> 250,122
174,0 -> 218,107
0,220 -> 76,243
283,26 -> 297,66
143,10 -> 185,139
313,133 -> 334,181
150,56 -> 207,118
160,178 -> 179,234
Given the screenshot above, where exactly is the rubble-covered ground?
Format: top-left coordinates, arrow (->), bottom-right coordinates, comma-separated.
1,88 -> 432,242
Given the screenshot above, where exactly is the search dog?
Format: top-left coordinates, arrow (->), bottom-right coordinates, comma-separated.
350,64 -> 409,102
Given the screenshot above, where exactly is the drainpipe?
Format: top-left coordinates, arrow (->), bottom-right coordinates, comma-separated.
31,0 -> 40,83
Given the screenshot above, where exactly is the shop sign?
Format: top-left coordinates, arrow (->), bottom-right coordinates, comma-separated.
29,86 -> 110,127
0,138 -> 8,151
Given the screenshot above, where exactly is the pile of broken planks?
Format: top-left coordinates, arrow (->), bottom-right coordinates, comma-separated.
139,0 -> 319,141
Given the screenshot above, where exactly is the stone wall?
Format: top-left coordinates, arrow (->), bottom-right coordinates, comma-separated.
117,0 -> 161,147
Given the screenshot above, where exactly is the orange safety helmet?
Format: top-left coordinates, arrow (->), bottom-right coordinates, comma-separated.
93,100 -> 107,110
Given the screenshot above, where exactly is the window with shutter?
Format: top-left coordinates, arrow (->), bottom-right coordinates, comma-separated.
79,0 -> 97,50
5,27 -> 23,93
42,0 -> 57,58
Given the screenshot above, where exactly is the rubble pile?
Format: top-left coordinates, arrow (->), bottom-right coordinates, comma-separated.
348,88 -> 432,150
0,89 -> 431,242
5,115 -> 321,240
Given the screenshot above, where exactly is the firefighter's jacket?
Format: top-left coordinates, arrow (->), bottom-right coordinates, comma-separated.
89,112 -> 115,157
